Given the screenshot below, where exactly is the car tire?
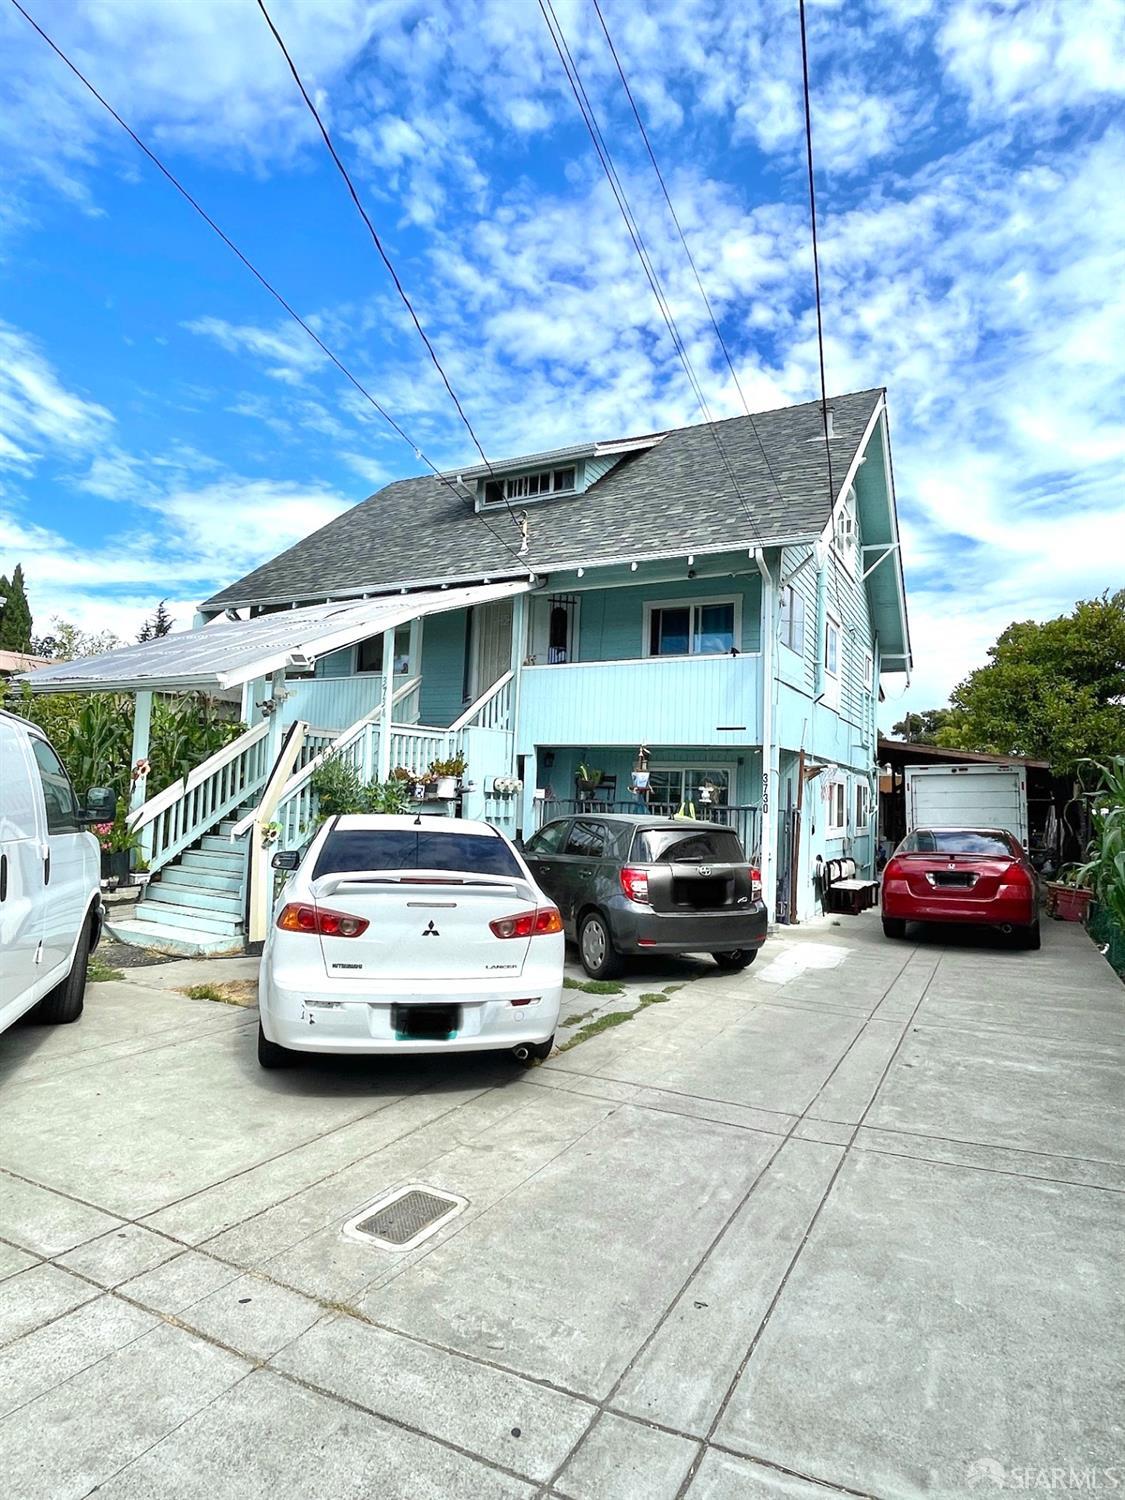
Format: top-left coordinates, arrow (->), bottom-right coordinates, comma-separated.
578,911 -> 622,979
712,949 -> 758,971
1018,920 -> 1041,951
882,917 -> 907,939
257,1020 -> 295,1069
31,917 -> 91,1025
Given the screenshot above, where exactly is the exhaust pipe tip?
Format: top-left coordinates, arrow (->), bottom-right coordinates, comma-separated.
1000,924 -> 1013,935
513,1045 -> 531,1062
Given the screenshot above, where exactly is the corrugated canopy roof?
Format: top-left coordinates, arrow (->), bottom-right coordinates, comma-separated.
19,579 -> 532,695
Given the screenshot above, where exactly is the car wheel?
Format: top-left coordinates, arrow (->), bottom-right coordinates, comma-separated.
578,912 -> 622,979
31,917 -> 91,1025
257,1020 -> 295,1069
712,949 -> 758,971
882,917 -> 907,939
1018,920 -> 1041,951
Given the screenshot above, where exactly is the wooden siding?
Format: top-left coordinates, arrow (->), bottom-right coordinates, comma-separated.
280,674 -> 382,730
419,607 -> 469,726
576,575 -> 762,661
517,653 -> 761,749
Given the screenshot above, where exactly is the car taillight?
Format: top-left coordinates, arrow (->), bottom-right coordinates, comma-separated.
749,866 -> 762,901
490,907 -> 563,939
883,858 -> 904,881
276,903 -> 369,938
1003,862 -> 1033,889
620,867 -> 650,904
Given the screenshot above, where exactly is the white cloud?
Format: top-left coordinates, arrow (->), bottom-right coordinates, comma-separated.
183,317 -> 328,385
0,324 -> 112,468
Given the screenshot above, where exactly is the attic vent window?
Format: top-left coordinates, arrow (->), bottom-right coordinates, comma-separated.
484,467 -> 575,506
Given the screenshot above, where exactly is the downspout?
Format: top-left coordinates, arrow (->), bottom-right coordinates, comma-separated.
754,549 -> 776,918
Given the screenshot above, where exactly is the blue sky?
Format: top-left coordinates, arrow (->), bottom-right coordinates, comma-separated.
1,0 -> 1122,725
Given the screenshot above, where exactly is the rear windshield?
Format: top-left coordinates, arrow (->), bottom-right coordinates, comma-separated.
633,827 -> 745,864
901,830 -> 1014,856
314,829 -> 522,879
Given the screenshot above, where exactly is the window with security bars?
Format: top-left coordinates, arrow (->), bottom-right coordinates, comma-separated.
483,467 -> 576,506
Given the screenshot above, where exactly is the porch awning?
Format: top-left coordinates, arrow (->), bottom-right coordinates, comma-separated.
18,579 -> 532,695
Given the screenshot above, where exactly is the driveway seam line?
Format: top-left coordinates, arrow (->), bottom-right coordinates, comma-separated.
669,946 -> 938,1499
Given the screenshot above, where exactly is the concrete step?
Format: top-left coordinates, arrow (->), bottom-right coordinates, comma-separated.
201,834 -> 246,855
147,882 -> 242,915
182,848 -> 244,873
133,899 -> 242,936
104,914 -> 245,958
161,864 -> 242,894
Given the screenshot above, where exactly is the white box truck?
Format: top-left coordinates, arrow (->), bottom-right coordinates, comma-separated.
904,763 -> 1029,848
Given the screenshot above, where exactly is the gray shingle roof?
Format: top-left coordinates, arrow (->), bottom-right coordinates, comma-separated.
203,388 -> 883,610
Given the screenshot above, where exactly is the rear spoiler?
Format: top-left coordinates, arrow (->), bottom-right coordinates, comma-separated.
312,869 -> 530,900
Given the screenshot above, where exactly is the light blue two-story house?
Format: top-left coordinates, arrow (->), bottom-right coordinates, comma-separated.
25,387 -> 910,953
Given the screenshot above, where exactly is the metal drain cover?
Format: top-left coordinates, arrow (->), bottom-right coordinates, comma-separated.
343,1184 -> 467,1251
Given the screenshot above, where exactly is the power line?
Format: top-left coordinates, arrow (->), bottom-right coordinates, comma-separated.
8,0 -> 532,575
798,0 -> 837,520
590,0 -> 785,507
253,0 -> 519,532
538,0 -> 764,545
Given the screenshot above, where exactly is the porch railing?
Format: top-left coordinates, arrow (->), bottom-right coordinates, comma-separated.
127,720 -> 272,874
257,678 -> 425,848
534,799 -> 762,859
450,669 -> 514,732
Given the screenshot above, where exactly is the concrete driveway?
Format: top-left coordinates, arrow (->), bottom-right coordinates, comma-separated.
1,915 -> 1121,1499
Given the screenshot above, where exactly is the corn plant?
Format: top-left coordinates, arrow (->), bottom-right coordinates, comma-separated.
1073,756 -> 1125,930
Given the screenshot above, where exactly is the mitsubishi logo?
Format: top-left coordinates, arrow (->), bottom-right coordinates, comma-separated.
421,920 -> 440,937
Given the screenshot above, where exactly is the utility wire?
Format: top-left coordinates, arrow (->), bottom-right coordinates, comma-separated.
8,0 -> 532,574
252,0 -> 520,533
590,0 -> 785,507
538,0 -> 764,545
798,0 -> 837,519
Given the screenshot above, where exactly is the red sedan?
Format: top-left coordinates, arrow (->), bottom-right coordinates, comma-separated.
881,827 -> 1040,949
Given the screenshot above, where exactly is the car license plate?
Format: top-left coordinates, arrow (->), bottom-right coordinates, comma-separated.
392,1004 -> 460,1040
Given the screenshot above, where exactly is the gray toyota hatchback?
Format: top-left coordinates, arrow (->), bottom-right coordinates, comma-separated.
522,814 -> 768,978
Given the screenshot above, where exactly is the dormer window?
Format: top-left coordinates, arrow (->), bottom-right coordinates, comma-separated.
834,489 -> 857,572
483,466 -> 576,507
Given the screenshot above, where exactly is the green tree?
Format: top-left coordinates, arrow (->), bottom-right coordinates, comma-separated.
30,617 -> 123,661
890,708 -> 958,744
137,600 -> 174,642
937,590 -> 1125,771
0,564 -> 33,651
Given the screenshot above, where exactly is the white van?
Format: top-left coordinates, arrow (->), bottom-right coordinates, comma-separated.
0,709 -> 113,1033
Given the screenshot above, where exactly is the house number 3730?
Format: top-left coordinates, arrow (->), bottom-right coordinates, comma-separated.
761,771 -> 769,815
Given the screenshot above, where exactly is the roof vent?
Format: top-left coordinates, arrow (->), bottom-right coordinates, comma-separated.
825,407 -> 835,438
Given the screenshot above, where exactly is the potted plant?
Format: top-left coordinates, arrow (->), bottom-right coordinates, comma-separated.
1045,866 -> 1094,922
428,753 -> 468,799
97,798 -> 141,886
575,763 -> 603,794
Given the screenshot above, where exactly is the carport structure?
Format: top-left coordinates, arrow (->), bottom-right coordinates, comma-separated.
20,580 -> 532,951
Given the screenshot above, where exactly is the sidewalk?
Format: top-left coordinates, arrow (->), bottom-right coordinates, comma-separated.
0,915 -> 1121,1498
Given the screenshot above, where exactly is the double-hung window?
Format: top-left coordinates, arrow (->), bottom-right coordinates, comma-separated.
822,613 -> 842,709
646,597 -> 738,657
779,585 -> 805,654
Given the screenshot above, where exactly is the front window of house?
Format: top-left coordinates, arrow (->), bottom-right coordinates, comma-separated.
646,766 -> 731,809
646,598 -> 737,657
827,778 -> 846,833
825,617 -> 840,677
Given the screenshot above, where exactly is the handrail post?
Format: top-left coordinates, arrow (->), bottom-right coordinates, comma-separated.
378,636 -> 394,781
247,721 -> 306,949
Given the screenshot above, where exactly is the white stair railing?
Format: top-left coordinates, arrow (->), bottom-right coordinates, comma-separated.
127,720 -> 271,874
387,725 -> 461,779
258,677 -> 422,848
449,669 -> 514,732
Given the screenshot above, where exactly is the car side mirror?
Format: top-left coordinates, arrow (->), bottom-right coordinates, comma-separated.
83,786 -> 117,822
272,850 -> 300,871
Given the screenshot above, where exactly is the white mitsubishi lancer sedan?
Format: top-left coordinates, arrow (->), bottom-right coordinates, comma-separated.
258,814 -> 564,1069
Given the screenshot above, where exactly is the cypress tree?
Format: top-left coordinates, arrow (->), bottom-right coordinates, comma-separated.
0,564 -> 33,651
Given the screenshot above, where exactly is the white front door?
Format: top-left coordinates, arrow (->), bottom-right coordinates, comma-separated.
471,599 -> 513,699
